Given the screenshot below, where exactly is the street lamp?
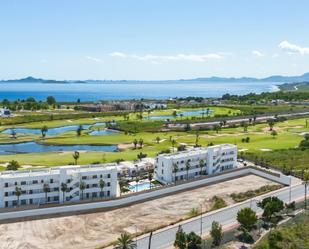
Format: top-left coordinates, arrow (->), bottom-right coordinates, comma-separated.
200,203 -> 203,236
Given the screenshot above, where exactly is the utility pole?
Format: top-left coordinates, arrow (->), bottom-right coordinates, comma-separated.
200,203 -> 203,236
148,231 -> 153,249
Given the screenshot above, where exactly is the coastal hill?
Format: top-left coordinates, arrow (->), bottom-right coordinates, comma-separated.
1,73 -> 309,84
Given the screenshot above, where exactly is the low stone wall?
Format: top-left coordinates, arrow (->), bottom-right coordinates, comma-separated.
0,166 -> 290,222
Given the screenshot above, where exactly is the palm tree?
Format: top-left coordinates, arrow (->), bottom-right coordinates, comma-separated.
267,119 -> 275,131
173,163 -> 178,184
199,159 -> 205,176
41,125 -> 48,138
156,136 -> 160,144
15,186 -> 22,207
76,125 -> 83,136
61,183 -> 68,203
195,131 -> 200,146
138,138 -> 143,149
72,151 -> 80,165
10,128 -> 17,139
185,161 -> 190,180
79,181 -> 86,200
135,175 -> 140,192
114,233 -> 136,249
99,179 -> 105,197
148,172 -> 153,189
133,139 -> 138,149
171,139 -> 176,152
43,183 -> 50,204
303,172 -> 309,209
6,160 -> 20,171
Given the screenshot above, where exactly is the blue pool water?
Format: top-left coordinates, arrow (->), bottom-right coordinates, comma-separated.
128,181 -> 152,192
0,141 -> 118,155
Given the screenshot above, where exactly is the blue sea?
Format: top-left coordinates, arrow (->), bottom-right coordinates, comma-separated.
0,81 -> 281,102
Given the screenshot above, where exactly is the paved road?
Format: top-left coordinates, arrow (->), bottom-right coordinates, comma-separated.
168,111 -> 309,129
135,184 -> 305,249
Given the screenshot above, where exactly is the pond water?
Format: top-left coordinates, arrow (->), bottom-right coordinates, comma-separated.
0,141 -> 118,155
147,109 -> 214,120
89,129 -> 119,136
1,122 -> 107,136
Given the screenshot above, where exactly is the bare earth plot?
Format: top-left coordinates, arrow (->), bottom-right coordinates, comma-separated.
0,175 -> 278,249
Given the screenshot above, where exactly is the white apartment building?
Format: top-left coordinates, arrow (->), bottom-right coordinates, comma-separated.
155,144 -> 237,184
0,165 -> 117,208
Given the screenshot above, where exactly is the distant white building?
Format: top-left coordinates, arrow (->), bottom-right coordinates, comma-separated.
155,144 -> 237,184
0,108 -> 11,117
0,165 -> 117,208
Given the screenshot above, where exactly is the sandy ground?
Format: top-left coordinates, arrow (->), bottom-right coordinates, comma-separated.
0,175 -> 277,249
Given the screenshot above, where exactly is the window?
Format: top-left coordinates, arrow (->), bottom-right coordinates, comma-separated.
14,182 -> 17,186
107,191 -> 110,197
21,181 -> 26,185
100,174 -> 103,178
107,182 -> 110,187
92,175 -> 97,179
82,176 -> 87,180
32,180 -> 38,184
21,200 -> 26,205
50,179 -> 54,184
41,180 -> 44,183
4,183 -> 8,187
29,199 -> 33,204
4,192 -> 8,197
107,174 -> 111,178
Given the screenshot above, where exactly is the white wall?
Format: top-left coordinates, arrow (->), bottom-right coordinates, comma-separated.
0,166 -> 290,221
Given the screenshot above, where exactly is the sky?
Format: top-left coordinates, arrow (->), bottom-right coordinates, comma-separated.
0,0 -> 309,80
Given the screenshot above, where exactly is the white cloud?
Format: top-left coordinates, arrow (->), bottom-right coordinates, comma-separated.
252,50 -> 264,57
109,52 -> 223,62
278,41 -> 309,55
86,56 -> 102,62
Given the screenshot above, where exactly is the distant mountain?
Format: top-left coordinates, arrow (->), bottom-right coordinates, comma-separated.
0,76 -> 87,84
188,72 -> 309,83
1,73 -> 309,84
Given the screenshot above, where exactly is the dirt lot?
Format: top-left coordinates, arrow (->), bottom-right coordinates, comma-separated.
0,175 -> 278,249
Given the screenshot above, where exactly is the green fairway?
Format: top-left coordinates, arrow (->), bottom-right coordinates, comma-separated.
0,114 -> 308,169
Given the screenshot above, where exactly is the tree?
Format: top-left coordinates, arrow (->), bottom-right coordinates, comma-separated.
156,136 -> 160,144
267,119 -> 275,131
99,179 -> 105,197
73,151 -> 80,165
15,186 -> 22,207
258,196 -> 284,227
76,125 -> 83,136
114,233 -> 136,249
43,183 -> 50,204
237,207 -> 257,240
171,139 -> 177,152
135,175 -> 140,192
148,172 -> 153,189
210,221 -> 223,247
187,232 -> 202,249
79,181 -> 86,200
133,139 -> 138,149
41,125 -> 48,138
303,172 -> 309,209
138,138 -> 143,148
185,160 -> 191,180
213,124 -> 220,134
7,160 -> 20,170
173,163 -> 178,184
46,96 -> 56,105
199,159 -> 205,176
271,130 -> 278,139
61,183 -> 68,203
174,226 -> 187,249
195,131 -> 200,146
10,129 -> 17,139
